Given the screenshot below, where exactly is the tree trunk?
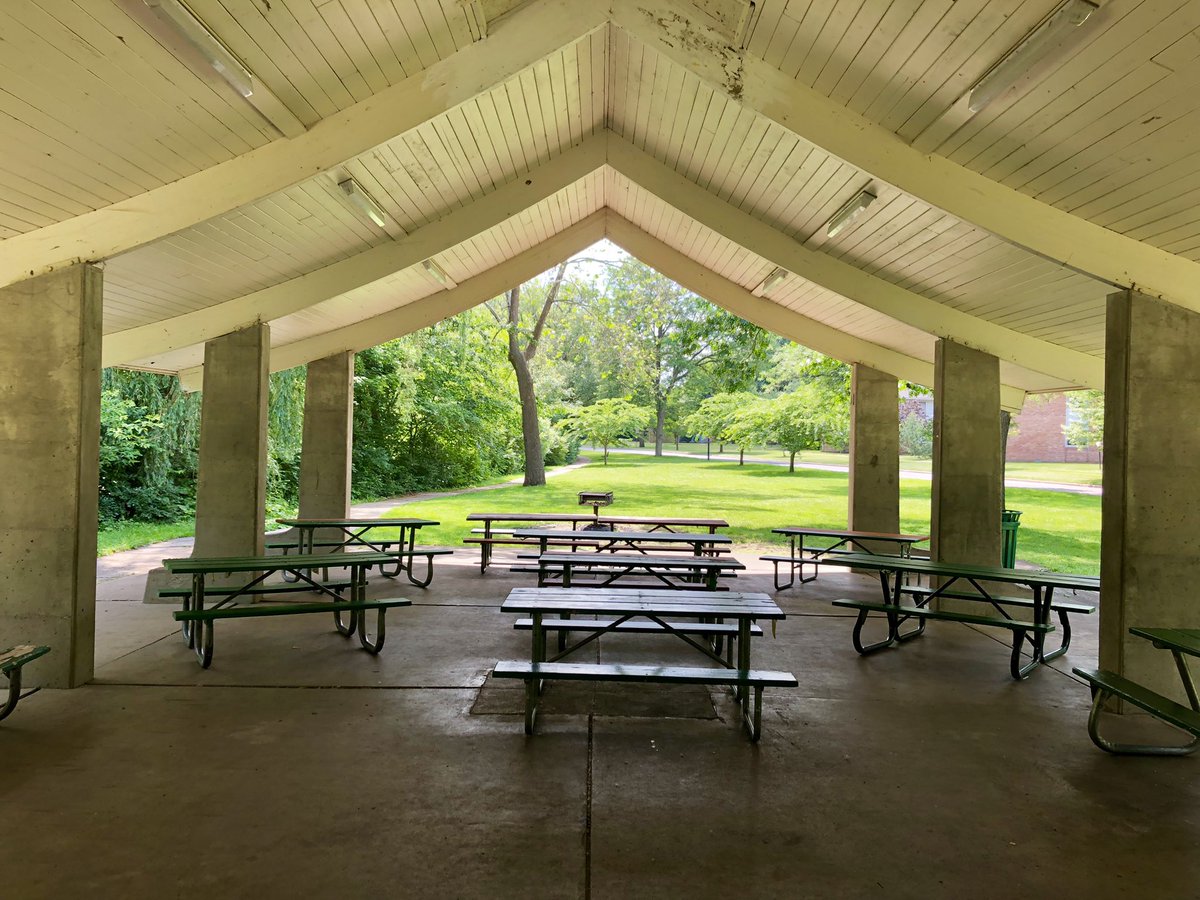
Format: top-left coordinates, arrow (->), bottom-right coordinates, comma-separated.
674,434 -> 679,450
602,442 -> 609,465
789,450 -> 796,472
509,345 -> 544,486
654,398 -> 665,457
739,448 -> 744,466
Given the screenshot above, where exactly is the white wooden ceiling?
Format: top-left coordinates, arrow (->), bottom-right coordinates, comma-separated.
4,0 -> 1198,399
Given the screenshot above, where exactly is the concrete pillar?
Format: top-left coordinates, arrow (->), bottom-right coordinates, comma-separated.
848,364 -> 899,545
0,265 -> 102,687
193,324 -> 270,558
1101,289 -> 1200,701
931,340 -> 1003,567
298,352 -> 354,520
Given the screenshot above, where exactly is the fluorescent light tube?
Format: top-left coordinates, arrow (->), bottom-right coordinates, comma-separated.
825,189 -> 877,238
144,0 -> 254,98
338,178 -> 388,228
752,267 -> 788,297
422,259 -> 458,290
968,0 -> 1098,114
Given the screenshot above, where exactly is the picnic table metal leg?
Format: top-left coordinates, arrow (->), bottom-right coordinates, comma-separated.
358,606 -> 387,653
849,572 -> 905,654
0,666 -> 28,721
525,613 -> 545,734
194,619 -> 214,668
182,573 -> 204,646
405,551 -> 436,588
333,565 -> 364,637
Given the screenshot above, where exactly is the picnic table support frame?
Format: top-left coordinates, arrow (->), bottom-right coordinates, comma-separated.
0,646 -> 51,722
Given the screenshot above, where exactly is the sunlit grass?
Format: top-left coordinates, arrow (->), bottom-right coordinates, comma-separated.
97,519 -> 195,556
387,454 -> 1101,575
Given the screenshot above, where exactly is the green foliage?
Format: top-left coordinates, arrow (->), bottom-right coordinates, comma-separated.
540,420 -> 581,467
352,310 -> 524,497
98,370 -> 200,524
562,398 -> 654,463
1063,390 -> 1104,451
899,411 -> 933,457
747,384 -> 847,471
266,367 -> 307,512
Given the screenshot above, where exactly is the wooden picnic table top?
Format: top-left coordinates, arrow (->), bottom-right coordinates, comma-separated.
467,512 -> 729,527
772,526 -> 928,542
503,587 -> 783,618
163,551 -> 400,574
1131,628 -> 1200,658
513,528 -> 732,543
817,552 -> 1099,591
538,551 -> 745,569
276,517 -> 438,528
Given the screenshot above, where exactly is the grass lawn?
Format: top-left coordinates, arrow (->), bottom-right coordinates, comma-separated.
97,519 -> 195,556
386,454 -> 1100,575
604,444 -> 1104,486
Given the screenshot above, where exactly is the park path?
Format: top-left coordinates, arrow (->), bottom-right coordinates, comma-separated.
600,447 -> 1102,496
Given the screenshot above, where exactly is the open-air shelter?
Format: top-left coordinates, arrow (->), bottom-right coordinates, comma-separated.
0,0 -> 1197,894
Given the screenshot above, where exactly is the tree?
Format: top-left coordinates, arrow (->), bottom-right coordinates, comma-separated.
601,259 -> 769,457
1063,390 -> 1104,457
751,386 -> 839,472
562,399 -> 653,464
491,263 -> 569,486
683,392 -> 759,464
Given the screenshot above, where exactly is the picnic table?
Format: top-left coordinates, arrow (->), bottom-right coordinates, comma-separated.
273,517 -> 448,586
162,551 -> 411,668
512,528 -> 732,557
763,527 -> 928,589
1074,628 -> 1200,755
535,551 -> 745,591
465,512 -> 730,572
493,587 -> 797,740
819,552 -> 1098,679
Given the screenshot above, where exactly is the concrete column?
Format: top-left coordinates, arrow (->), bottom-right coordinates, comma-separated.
193,324 -> 269,558
848,364 -> 900,545
298,352 -> 354,520
0,265 -> 102,688
1101,289 -> 1200,700
931,340 -> 1003,567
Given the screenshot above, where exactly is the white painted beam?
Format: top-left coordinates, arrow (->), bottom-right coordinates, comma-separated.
178,212 -> 607,391
605,214 -> 1027,412
613,0 -> 1200,314
607,136 -> 1104,389
102,136 -> 608,368
0,0 -> 606,290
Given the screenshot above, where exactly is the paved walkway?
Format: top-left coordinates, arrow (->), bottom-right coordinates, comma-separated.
601,447 -> 1103,496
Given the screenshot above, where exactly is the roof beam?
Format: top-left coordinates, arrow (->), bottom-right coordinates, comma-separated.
0,0 -> 606,290
177,212 -> 607,391
606,135 -> 1104,389
613,0 -> 1200,314
604,213 -> 1027,412
102,135 -> 609,368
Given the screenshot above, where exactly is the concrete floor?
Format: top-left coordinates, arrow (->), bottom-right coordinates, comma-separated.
4,551 -> 1197,898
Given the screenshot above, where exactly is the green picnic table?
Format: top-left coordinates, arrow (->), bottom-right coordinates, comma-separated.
1,644 -> 50,722
162,551 -> 411,668
273,517 -> 449,586
1074,628 -> 1200,755
763,526 -> 928,589
819,552 -> 1098,680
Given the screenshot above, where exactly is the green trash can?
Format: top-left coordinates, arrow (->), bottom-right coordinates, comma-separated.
1001,509 -> 1022,568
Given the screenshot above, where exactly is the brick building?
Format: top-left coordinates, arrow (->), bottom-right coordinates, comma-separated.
1007,392 -> 1101,464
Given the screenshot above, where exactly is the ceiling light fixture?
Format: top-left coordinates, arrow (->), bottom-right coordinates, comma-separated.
143,0 -> 254,97
338,177 -> 389,228
422,259 -> 458,290
967,0 -> 1099,114
825,189 -> 877,238
752,267 -> 789,297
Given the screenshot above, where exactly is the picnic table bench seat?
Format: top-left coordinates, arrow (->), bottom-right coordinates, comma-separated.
1073,627 -> 1200,756
1,644 -> 50,722
173,598 -> 412,668
831,598 -> 1055,680
492,660 -> 797,740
